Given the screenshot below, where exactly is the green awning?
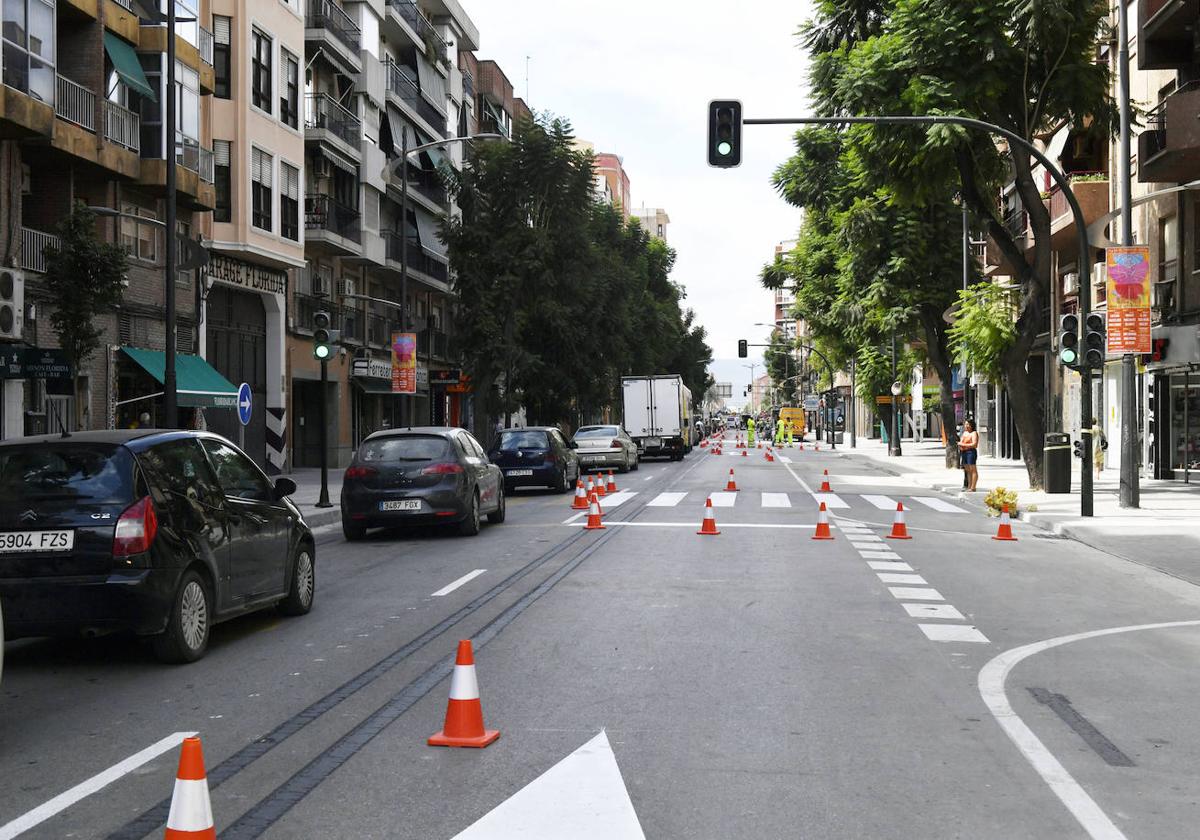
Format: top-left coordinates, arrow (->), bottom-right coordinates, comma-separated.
104,33 -> 157,101
121,348 -> 238,408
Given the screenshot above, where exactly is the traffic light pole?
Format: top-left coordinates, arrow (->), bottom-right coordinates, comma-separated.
316,357 -> 332,508
740,113 -> 1093,515
1117,1 -> 1139,509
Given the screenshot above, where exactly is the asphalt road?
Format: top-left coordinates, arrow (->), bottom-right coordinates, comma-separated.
3,438 -> 1200,839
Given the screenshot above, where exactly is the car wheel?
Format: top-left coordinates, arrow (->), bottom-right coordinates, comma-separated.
342,515 -> 366,542
630,456 -> 639,471
487,486 -> 507,524
152,570 -> 211,664
458,491 -> 481,536
279,543 -> 315,616
555,468 -> 570,493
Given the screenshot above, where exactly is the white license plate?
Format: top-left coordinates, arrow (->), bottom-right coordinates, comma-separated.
0,530 -> 75,553
380,500 -> 422,512
506,469 -> 534,477
644,438 -> 661,448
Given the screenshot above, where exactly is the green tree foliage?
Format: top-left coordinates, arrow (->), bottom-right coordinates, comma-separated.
764,330 -> 798,404
443,115 -> 712,433
948,283 -> 1019,383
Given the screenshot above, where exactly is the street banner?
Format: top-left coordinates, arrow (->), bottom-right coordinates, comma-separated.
1105,246 -> 1151,354
391,332 -> 417,394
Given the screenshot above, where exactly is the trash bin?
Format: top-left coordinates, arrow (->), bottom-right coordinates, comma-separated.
1044,432 -> 1072,494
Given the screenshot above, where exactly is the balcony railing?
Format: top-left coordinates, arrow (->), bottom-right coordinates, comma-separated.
386,0 -> 448,64
111,0 -> 133,9
20,227 -> 59,274
103,100 -> 140,152
384,58 -> 447,135
366,313 -> 404,347
177,137 -> 214,182
1047,173 -> 1107,223
383,231 -> 448,282
304,92 -> 362,148
1002,208 -> 1027,240
306,0 -> 361,54
198,26 -> 213,65
296,294 -> 366,343
478,114 -> 509,139
55,75 -> 95,132
306,193 -> 362,242
418,328 -> 450,360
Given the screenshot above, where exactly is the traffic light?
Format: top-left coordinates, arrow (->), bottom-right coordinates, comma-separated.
707,100 -> 742,168
313,311 -> 340,361
1058,314 -> 1079,367
1073,438 -> 1085,459
737,339 -> 748,358
1083,312 -> 1106,368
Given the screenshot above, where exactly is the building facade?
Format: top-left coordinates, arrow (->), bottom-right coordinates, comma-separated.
632,206 -> 669,242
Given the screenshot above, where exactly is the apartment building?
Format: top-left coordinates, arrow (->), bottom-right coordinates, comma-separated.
632,206 -> 669,242
574,138 -> 630,216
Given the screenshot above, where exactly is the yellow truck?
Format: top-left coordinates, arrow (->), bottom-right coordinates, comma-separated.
777,407 -> 806,438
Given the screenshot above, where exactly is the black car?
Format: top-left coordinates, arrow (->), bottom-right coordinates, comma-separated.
0,430 -> 315,663
489,427 -> 580,493
341,427 -> 505,541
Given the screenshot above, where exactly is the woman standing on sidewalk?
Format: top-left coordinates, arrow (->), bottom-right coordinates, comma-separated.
958,419 -> 979,491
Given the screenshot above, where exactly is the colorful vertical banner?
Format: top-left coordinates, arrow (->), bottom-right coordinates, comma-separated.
391,331 -> 417,394
1105,246 -> 1152,355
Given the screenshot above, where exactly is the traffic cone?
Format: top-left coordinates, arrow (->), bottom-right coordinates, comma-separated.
593,471 -> 607,496
696,497 -> 721,535
428,640 -> 500,748
819,470 -> 832,493
585,475 -> 596,498
725,469 -> 739,492
606,471 -> 618,494
571,480 -> 588,510
799,443 -> 805,451
812,501 -> 834,540
992,505 -> 1017,541
583,492 -> 605,530
887,503 -> 912,540
164,736 -> 215,840
741,448 -> 747,457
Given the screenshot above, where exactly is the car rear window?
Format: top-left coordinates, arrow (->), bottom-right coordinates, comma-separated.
357,435 -> 451,462
575,427 -> 618,439
0,444 -> 135,504
498,430 -> 548,450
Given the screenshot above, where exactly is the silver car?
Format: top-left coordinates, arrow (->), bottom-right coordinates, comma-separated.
573,425 -> 639,473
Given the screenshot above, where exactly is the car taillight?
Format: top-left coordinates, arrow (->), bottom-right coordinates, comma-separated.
345,465 -> 377,480
610,439 -> 622,448
113,496 -> 158,557
543,452 -> 557,464
421,462 -> 464,475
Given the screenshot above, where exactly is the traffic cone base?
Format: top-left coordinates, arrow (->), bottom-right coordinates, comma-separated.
584,493 -> 605,530
429,641 -> 500,748
812,502 -> 834,540
887,503 -> 912,540
819,470 -> 832,493
993,505 -> 1017,541
164,736 -> 216,840
606,471 -> 618,494
697,498 -> 721,535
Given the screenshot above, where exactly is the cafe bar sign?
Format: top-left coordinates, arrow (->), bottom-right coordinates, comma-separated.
0,346 -> 72,380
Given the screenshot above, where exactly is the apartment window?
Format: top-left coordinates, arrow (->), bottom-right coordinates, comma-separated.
281,50 -> 299,128
1,0 -> 55,104
119,202 -> 160,262
138,54 -> 163,157
214,140 -> 232,223
281,162 -> 300,241
252,148 -> 273,231
213,15 -> 231,99
252,29 -> 272,113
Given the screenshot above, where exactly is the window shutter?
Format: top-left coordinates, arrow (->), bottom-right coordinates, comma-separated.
214,15 -> 231,45
214,139 -> 230,167
282,163 -> 299,199
251,148 -> 262,183
261,153 -> 273,188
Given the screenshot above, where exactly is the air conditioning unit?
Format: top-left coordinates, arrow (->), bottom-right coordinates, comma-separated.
0,268 -> 25,341
1092,262 -> 1107,286
336,279 -> 357,298
1063,272 -> 1080,296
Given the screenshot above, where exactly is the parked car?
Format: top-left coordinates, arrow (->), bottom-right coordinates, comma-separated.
489,427 -> 580,493
341,427 -> 505,541
572,425 -> 639,473
0,430 -> 315,664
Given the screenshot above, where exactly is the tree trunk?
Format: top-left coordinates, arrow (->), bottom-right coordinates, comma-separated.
1003,353 -> 1045,489
919,304 -> 960,468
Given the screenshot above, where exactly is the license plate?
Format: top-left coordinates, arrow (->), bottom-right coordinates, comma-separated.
0,530 -> 75,553
380,500 -> 422,512
506,469 -> 533,477
582,456 -> 602,464
644,437 -> 661,448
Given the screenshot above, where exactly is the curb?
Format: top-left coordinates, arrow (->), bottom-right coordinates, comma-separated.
301,507 -> 341,530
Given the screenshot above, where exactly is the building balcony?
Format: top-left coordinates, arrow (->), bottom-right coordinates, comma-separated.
384,0 -> 448,65
384,59 -> 447,138
306,0 -> 362,73
177,137 -> 214,183
55,75 -> 95,133
305,193 -> 362,255
137,25 -> 214,93
305,93 -> 362,158
418,327 -> 451,361
478,114 -> 509,139
135,135 -> 215,210
198,26 -> 213,66
1139,82 -> 1200,184
1043,175 -> 1108,250
383,230 -> 449,288
294,293 -> 365,344
1139,0 -> 1198,70
461,69 -> 474,101
103,100 -> 140,153
20,227 -> 60,274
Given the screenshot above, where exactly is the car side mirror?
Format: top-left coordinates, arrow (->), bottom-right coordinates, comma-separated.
273,477 -> 297,499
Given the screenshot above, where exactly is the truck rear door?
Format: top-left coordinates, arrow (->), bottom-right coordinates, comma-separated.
651,377 -> 682,437
622,379 -> 654,438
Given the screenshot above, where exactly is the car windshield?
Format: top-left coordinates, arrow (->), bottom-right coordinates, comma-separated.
498,430 -> 549,450
357,435 -> 451,462
0,444 -> 134,504
575,427 -> 619,439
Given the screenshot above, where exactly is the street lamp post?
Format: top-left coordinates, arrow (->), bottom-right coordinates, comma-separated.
890,331 -> 903,457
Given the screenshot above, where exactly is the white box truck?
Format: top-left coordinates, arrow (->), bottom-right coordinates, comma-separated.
622,375 -> 692,461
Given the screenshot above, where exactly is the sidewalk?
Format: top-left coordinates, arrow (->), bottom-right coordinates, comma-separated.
288,467 -> 344,530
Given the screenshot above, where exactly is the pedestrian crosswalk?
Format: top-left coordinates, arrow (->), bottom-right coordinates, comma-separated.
631,491 -> 968,513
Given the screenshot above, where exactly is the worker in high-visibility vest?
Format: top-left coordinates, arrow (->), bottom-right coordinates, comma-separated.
786,421 -> 795,447
746,418 -> 756,448
775,420 -> 785,447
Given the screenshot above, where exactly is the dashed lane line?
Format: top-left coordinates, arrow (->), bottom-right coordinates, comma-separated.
430,569 -> 487,597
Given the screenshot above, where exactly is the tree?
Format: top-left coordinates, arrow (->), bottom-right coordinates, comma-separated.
42,203 -> 129,425
764,330 -> 798,404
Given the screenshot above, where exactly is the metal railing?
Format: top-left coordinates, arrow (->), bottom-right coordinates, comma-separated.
386,0 -> 448,64
111,0 -> 133,9
294,294 -> 362,343
1047,172 -> 1106,222
198,26 -> 213,65
20,227 -> 59,274
383,230 -> 448,282
478,114 -> 509,139
1002,208 -> 1027,240
177,136 -> 215,182
306,0 -> 361,54
384,58 -> 447,135
418,328 -> 449,360
366,313 -> 403,346
55,75 -> 96,132
304,92 -> 361,147
103,100 -> 140,152
306,193 -> 362,242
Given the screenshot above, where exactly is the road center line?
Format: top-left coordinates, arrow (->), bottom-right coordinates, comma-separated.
0,731 -> 196,840
430,569 -> 487,597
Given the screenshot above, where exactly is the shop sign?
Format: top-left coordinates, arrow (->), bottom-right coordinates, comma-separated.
0,346 -> 72,380
391,332 -> 417,394
417,364 -> 429,390
208,254 -> 288,298
430,369 -> 462,385
352,357 -> 392,380
1106,246 -> 1152,355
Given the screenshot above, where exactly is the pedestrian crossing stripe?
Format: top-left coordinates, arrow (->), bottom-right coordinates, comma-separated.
641,491 -> 968,513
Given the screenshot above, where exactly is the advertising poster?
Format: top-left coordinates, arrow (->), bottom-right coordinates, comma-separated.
391,332 -> 417,394
1105,246 -> 1152,355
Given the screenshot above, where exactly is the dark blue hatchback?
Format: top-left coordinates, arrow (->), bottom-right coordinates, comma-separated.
488,427 -> 580,493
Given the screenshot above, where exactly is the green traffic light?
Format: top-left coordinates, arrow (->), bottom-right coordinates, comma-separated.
314,344 -> 331,361
1060,347 -> 1077,366
717,141 -> 732,156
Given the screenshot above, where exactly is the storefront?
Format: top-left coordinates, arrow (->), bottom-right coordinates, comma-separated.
351,355 -> 398,443
1146,324 -> 1200,481
114,347 -> 239,429
0,346 -> 74,437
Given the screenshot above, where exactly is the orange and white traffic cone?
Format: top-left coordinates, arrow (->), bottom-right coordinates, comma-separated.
593,472 -> 607,497
585,475 -> 596,498
697,497 -> 721,535
815,444 -> 821,452
164,736 -> 215,840
428,640 -> 500,748
887,503 -> 912,540
812,501 -> 834,540
741,448 -> 747,457
606,471 -> 618,494
725,469 -> 739,492
992,505 -> 1017,541
819,470 -> 832,493
799,443 -> 804,451
583,492 -> 605,530
571,480 -> 589,510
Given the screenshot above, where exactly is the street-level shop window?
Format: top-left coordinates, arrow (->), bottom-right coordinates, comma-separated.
252,29 -> 272,113
251,147 -> 273,232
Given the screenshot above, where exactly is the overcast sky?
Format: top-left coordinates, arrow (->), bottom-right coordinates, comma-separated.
465,1 -> 814,410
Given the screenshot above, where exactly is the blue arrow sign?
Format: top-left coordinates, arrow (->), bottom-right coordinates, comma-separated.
237,382 -> 253,426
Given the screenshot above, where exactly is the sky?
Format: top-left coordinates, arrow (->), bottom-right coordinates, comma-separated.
463,1 -> 814,410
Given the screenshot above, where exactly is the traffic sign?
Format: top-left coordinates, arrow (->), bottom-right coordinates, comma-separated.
237,382 -> 252,426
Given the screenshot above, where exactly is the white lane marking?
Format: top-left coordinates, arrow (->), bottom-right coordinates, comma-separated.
902,603 -> 964,620
647,492 -> 687,507
600,491 -> 638,509
451,730 -> 645,839
888,587 -> 944,601
780,460 -> 813,493
0,731 -> 197,840
761,492 -> 791,508
568,522 -> 815,530
868,561 -> 914,571
877,573 -> 927,585
847,533 -> 882,542
979,621 -> 1200,840
431,569 -> 487,597
642,475 -> 655,481
562,512 -> 586,525
861,494 -> 899,510
707,492 -> 737,508
919,624 -> 989,643
811,493 -> 848,509
859,551 -> 903,560
777,455 -> 792,463
910,496 -> 968,513
851,542 -> 886,551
